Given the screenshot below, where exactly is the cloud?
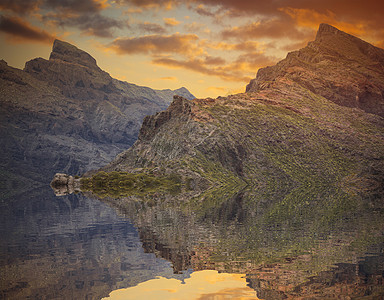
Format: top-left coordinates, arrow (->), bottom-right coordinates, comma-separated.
50,13 -> 124,38
163,17 -> 181,26
43,0 -> 107,13
136,22 -> 167,34
194,4 -> 216,17
0,0 -> 107,14
0,0 -> 39,14
204,56 -> 226,65
195,0 -> 384,42
152,56 -> 251,82
115,0 -> 176,10
281,7 -> 366,36
40,3 -> 125,39
184,22 -> 210,35
0,15 -> 55,43
1,0 -> 123,38
109,33 -> 202,55
221,17 -> 313,41
204,40 -> 264,52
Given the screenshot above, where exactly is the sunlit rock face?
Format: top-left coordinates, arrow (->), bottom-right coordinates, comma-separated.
246,24 -> 384,117
0,40 -> 194,189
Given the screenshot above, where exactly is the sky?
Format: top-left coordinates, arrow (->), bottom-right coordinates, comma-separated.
0,0 -> 383,98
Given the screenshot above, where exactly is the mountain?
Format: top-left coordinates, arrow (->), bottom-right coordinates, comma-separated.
93,24 -> 383,199
0,40 -> 194,193
246,23 -> 384,116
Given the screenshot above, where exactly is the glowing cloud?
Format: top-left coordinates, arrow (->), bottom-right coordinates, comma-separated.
163,17 -> 181,26
109,33 -> 201,56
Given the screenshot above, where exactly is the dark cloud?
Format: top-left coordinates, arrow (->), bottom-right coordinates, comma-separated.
1,0 -> 124,38
109,33 -> 200,55
0,0 -> 39,14
115,0 -> 177,9
0,0 -> 105,14
0,15 -> 55,43
194,0 -> 383,19
52,13 -> 124,38
198,0 -> 384,38
43,0 -> 105,13
136,22 -> 167,34
204,56 -> 226,65
194,4 -> 216,17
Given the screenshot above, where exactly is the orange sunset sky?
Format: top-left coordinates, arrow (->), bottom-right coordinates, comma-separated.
0,0 -> 383,98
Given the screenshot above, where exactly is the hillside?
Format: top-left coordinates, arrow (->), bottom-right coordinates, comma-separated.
0,40 -> 194,194
95,25 -> 383,200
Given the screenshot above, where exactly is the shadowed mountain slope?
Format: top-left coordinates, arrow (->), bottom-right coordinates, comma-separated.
0,40 -> 194,194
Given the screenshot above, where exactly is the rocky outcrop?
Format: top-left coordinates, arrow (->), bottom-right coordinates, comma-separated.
246,23 -> 384,117
50,173 -> 81,196
139,95 -> 193,141
0,40 -> 194,191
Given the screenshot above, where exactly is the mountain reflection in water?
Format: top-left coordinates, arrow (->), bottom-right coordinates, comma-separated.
1,186 -> 384,299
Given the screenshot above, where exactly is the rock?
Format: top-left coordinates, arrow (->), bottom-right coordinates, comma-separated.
49,39 -> 98,69
50,173 -> 81,196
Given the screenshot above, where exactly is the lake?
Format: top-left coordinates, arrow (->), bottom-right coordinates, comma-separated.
1,186 -> 383,299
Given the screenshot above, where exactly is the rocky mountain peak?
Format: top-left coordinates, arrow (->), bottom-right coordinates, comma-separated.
313,23 -> 384,63
315,23 -> 345,40
49,39 -> 98,69
246,24 -> 384,117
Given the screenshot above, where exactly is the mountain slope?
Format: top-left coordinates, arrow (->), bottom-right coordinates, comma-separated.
96,24 -> 383,200
0,40 -> 194,193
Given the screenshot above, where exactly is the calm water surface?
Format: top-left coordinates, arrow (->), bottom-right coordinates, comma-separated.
1,187 -> 383,299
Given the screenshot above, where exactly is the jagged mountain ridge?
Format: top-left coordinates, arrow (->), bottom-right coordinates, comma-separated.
247,23 -> 384,116
98,24 -> 383,198
0,40 -> 194,191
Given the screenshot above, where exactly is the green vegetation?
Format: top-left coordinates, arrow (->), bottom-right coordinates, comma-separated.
80,171 -> 183,199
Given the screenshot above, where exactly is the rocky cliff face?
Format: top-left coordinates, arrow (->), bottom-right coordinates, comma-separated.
246,23 -> 384,117
0,40 -> 194,193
